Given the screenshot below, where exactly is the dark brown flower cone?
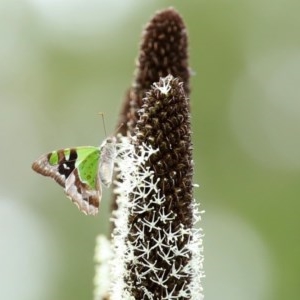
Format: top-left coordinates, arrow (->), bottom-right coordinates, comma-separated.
117,7 -> 190,135
125,76 -> 194,298
112,7 -> 191,223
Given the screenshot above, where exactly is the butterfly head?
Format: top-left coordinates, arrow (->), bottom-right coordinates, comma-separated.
100,136 -> 116,148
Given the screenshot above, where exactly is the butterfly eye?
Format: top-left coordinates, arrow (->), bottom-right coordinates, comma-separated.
106,137 -> 116,144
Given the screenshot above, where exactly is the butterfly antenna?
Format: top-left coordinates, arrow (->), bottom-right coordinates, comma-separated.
98,112 -> 107,138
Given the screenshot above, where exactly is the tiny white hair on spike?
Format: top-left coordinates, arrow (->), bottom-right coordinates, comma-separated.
105,136 -> 204,299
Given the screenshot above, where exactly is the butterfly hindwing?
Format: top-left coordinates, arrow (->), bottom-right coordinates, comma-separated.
32,146 -> 101,215
65,147 -> 101,215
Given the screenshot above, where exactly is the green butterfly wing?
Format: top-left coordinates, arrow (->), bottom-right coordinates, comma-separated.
32,146 -> 101,215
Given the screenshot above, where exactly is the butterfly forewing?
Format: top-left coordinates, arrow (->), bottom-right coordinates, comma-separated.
32,148 -> 76,187
32,146 -> 101,215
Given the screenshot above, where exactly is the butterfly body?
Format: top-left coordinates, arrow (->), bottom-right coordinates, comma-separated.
32,137 -> 116,215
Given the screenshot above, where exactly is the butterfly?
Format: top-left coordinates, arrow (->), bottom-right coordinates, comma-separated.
32,137 -> 116,216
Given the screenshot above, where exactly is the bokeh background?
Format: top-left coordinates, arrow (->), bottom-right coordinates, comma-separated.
1,1 -> 299,299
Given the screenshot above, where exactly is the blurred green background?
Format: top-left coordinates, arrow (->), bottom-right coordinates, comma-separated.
1,0 -> 299,299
